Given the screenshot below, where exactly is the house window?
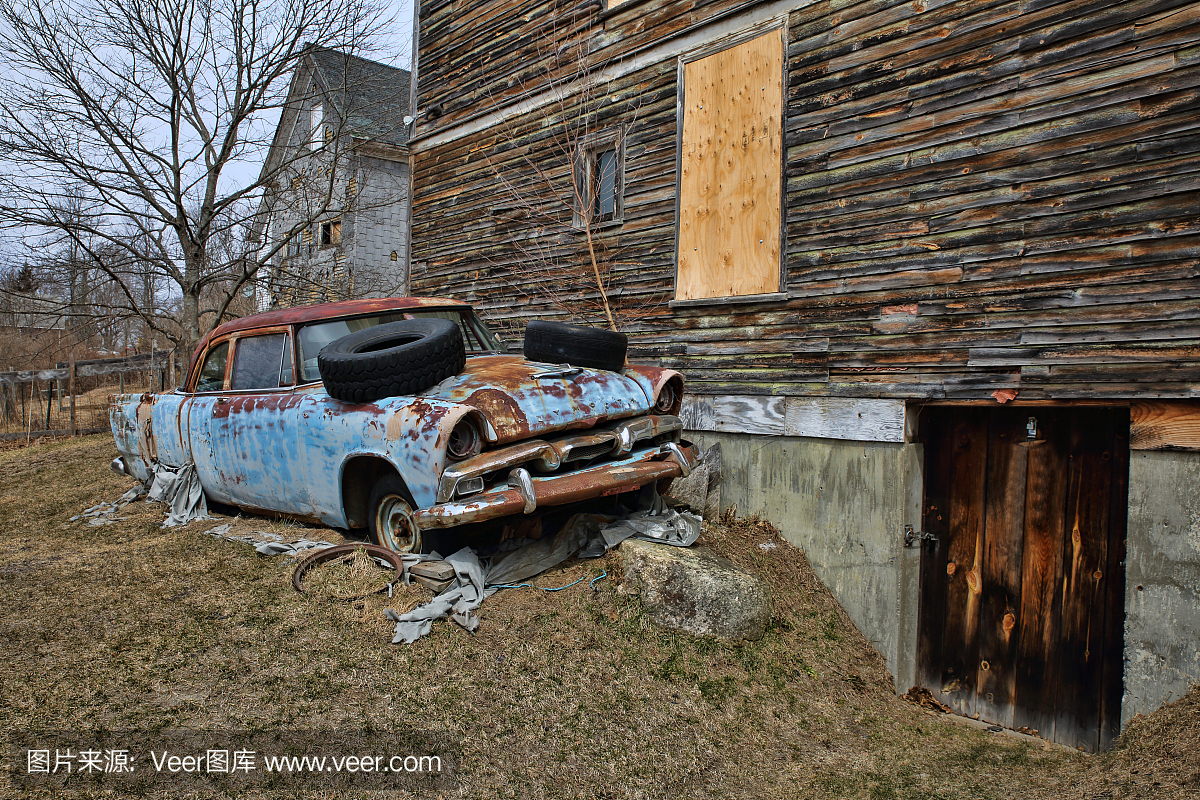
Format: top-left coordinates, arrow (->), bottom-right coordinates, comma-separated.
311,103 -> 324,148
576,128 -> 624,228
285,231 -> 302,258
320,219 -> 342,246
675,28 -> 784,301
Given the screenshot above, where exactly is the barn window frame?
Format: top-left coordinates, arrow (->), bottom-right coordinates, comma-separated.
574,126 -> 625,229
320,218 -> 342,247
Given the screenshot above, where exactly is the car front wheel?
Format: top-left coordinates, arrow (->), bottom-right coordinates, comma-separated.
368,474 -> 422,554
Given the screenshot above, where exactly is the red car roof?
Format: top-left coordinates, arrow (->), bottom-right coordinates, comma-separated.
209,296 -> 471,338
186,296 -> 473,383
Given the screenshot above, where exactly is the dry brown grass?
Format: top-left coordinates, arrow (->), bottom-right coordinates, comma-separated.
0,435 -> 1196,799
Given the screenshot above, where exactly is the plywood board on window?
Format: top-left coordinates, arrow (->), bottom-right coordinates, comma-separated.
677,31 -> 783,301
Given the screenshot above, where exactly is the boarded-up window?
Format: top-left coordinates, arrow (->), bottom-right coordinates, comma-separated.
676,30 -> 783,301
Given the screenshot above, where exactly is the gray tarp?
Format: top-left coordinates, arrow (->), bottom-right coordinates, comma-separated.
385,494 -> 700,644
73,462 -> 211,528
146,462 -> 212,527
203,523 -> 338,557
70,485 -> 146,526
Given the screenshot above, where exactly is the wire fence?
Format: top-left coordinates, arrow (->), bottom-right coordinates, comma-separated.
0,350 -> 178,441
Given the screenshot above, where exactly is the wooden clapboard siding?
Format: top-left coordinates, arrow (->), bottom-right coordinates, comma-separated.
415,0 -> 767,134
411,0 -> 1200,403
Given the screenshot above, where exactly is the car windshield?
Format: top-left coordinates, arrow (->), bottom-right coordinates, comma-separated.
297,308 -> 504,383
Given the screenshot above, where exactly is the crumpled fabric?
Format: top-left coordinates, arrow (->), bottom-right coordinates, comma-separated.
146,462 -> 212,527
386,547 -> 498,644
74,461 -> 211,528
70,485 -> 146,526
202,523 -> 337,557
384,489 -> 702,644
595,490 -> 701,550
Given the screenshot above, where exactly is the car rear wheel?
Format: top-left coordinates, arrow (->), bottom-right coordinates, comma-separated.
523,320 -> 627,372
368,474 -> 422,554
318,319 -> 466,403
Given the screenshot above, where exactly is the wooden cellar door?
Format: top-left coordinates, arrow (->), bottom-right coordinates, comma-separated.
916,407 -> 1129,752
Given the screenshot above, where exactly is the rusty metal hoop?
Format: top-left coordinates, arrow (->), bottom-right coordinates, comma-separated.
292,543 -> 405,601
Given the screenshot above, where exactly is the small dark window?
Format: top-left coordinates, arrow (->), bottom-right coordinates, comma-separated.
576,128 -> 624,227
195,341 -> 229,392
593,148 -> 619,222
320,219 -> 342,246
285,231 -> 302,258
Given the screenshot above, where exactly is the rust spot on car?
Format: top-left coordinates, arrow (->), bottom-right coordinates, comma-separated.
462,388 -> 530,439
387,399 -> 442,443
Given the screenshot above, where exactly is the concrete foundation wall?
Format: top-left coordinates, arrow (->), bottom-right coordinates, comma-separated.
1123,450 -> 1200,726
689,431 -> 924,691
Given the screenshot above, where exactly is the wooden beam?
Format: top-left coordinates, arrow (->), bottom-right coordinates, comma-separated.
1130,400 -> 1200,451
681,393 -> 906,443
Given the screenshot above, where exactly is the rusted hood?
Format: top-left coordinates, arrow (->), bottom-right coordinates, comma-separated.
425,355 -> 652,443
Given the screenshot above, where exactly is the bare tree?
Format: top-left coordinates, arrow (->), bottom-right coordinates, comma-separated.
0,0 -> 396,356
479,5 -> 656,333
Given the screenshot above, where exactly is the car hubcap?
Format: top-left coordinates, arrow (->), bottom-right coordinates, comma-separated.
376,494 -> 420,553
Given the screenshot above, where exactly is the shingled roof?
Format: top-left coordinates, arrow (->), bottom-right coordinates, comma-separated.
309,48 -> 411,148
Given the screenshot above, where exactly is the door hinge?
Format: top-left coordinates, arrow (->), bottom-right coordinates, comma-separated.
904,524 -> 938,547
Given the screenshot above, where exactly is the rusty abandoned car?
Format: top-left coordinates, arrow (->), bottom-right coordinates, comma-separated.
108,297 -> 699,552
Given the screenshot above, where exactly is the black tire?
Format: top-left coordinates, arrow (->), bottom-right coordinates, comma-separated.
523,320 -> 627,372
367,473 -> 423,554
318,319 -> 465,403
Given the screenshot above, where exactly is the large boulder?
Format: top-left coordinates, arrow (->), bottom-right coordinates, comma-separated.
619,538 -> 770,642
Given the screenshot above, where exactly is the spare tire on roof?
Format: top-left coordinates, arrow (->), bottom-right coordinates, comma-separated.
523,320 -> 627,372
318,318 -> 465,403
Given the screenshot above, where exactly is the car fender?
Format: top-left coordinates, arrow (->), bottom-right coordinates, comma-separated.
299,394 -> 488,528
622,365 -> 685,413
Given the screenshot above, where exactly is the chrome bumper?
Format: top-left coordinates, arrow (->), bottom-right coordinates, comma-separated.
416,439 -> 700,530
435,414 -> 684,504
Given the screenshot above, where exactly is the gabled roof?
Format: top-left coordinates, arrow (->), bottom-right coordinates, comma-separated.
250,47 -> 411,243
309,48 -> 411,148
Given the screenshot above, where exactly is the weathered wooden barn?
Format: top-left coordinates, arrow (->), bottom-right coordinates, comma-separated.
406,0 -> 1200,751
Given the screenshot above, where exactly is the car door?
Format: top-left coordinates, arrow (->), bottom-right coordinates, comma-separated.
148,391 -> 193,467
189,330 -> 312,513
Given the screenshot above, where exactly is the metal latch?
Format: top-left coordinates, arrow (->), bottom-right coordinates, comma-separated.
903,524 -> 938,547
532,365 -> 581,380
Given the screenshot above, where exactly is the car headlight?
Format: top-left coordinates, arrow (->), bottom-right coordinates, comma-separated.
447,416 -> 482,461
654,380 -> 679,414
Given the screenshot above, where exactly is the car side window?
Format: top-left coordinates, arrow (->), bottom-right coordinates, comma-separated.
280,333 -> 294,386
195,341 -> 229,393
230,333 -> 289,391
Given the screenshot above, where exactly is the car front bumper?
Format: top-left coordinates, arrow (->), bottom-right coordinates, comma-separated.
415,440 -> 701,530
